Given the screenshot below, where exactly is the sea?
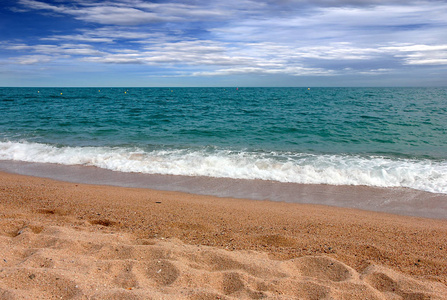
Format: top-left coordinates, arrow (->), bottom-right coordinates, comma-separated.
1,87 -> 447,218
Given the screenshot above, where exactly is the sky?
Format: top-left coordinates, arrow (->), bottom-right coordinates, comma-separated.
1,0 -> 447,87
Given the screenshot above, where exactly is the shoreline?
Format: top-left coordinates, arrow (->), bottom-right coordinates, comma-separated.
1,160 -> 447,220
1,170 -> 447,298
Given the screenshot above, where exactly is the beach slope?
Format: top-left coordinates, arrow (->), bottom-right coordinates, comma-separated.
1,172 -> 446,299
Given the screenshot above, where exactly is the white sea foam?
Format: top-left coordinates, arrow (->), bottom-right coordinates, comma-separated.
1,141 -> 447,194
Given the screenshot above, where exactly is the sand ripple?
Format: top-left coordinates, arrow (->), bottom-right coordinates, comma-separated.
1,219 -> 446,299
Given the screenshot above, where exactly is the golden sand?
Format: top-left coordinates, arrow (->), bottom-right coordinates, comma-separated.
1,171 -> 446,299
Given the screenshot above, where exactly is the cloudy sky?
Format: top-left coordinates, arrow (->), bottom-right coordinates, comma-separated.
1,0 -> 447,87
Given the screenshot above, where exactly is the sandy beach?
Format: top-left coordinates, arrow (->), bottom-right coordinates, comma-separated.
1,171 -> 447,299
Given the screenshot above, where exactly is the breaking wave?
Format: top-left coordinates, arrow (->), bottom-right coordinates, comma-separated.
1,141 -> 446,194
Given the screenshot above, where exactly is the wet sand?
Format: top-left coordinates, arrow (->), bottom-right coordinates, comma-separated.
2,160 -> 447,220
1,171 -> 447,299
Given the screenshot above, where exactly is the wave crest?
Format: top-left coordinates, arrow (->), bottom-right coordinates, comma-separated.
1,141 -> 446,194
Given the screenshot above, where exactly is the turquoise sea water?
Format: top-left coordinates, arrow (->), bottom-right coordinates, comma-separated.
1,87 -> 446,194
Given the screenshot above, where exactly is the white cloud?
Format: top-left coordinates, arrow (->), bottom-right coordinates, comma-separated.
358,68 -> 393,75
73,6 -> 180,25
41,35 -> 114,43
192,65 -> 334,76
134,2 -> 229,19
14,54 -> 54,65
17,0 -> 235,25
4,44 -> 33,51
78,39 -> 341,76
5,0 -> 447,84
82,53 -> 144,64
211,1 -> 447,46
41,27 -> 165,44
381,44 -> 447,65
18,0 -> 65,13
4,43 -> 105,63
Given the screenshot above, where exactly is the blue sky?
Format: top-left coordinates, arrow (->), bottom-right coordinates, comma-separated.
1,0 -> 447,87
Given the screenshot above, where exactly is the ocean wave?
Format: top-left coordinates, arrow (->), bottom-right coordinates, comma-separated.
1,141 -> 446,194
